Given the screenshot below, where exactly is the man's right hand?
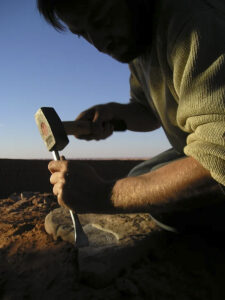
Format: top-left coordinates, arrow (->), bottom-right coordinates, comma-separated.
74,102 -> 123,141
69,101 -> 160,141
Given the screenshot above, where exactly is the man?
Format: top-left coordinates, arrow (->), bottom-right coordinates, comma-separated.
37,0 -> 225,232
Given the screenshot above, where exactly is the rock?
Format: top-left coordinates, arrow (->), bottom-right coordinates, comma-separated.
45,207 -> 160,288
45,208 -> 75,243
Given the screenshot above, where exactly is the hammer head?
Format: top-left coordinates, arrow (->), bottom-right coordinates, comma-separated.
35,107 -> 69,152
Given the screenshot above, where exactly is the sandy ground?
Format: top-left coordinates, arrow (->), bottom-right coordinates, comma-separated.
1,159 -> 225,299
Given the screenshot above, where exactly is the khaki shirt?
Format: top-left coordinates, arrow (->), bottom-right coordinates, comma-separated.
129,0 -> 225,185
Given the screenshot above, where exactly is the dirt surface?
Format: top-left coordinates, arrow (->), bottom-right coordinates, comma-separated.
1,160 -> 225,299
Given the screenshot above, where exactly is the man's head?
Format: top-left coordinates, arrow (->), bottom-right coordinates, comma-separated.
37,0 -> 153,63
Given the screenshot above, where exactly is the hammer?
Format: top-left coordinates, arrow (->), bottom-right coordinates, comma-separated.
35,106 -> 126,152
35,107 -> 91,248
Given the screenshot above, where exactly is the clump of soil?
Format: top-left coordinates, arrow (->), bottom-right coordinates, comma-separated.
1,192 -> 225,299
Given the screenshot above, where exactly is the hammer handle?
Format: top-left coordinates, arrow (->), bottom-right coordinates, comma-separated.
63,121 -> 92,136
63,119 -> 126,136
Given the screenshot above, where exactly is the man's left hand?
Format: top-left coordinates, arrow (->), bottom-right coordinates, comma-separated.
48,159 -> 111,213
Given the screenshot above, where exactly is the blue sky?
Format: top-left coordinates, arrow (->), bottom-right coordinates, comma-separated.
0,0 -> 170,159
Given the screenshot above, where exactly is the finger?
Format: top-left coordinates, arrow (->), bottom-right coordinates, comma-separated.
75,121 -> 110,141
75,107 -> 95,121
70,121 -> 92,138
50,172 -> 66,185
75,121 -> 102,140
75,134 -> 96,141
60,155 -> 66,161
102,122 -> 114,139
93,108 -> 107,126
53,183 -> 66,207
57,195 -> 66,208
53,181 -> 73,209
91,121 -> 113,140
72,120 -> 93,136
48,160 -> 68,173
52,181 -> 61,197
92,121 -> 104,138
77,125 -> 111,141
48,160 -> 61,173
93,109 -> 100,123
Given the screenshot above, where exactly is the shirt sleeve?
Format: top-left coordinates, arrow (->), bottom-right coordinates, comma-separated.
170,11 -> 225,186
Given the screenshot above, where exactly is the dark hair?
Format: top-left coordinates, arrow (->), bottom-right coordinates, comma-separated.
37,0 -> 65,31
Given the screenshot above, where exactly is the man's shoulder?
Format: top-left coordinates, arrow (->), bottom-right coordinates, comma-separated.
156,0 -> 225,50
159,0 -> 221,16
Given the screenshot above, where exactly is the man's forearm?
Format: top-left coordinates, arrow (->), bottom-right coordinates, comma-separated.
110,157 -> 221,212
111,102 -> 161,132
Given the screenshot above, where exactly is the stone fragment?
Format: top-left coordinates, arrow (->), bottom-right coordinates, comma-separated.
45,208 -> 74,243
45,207 -> 160,287
45,208 -> 118,247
